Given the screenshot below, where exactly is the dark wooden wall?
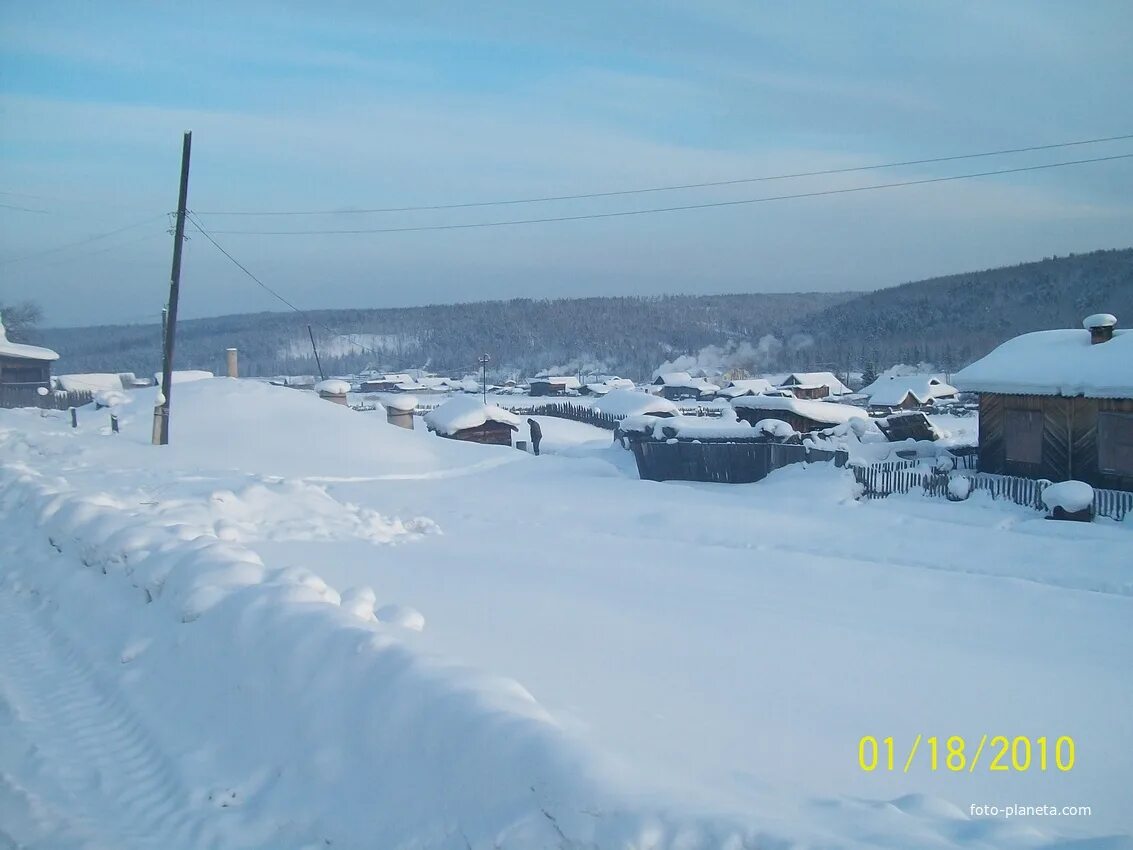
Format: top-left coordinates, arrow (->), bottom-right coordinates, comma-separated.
978,393 -> 1133,491
734,407 -> 829,434
443,421 -> 516,446
632,440 -> 846,484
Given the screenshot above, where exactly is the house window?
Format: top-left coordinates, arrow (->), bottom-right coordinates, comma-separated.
1004,409 -> 1043,464
1098,413 -> 1133,476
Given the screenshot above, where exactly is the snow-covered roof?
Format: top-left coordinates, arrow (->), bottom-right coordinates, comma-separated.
423,396 -> 520,436
780,372 -> 851,395
530,375 -> 582,389
654,372 -> 720,392
593,389 -> 679,418
953,327 -> 1133,399
0,314 -> 59,362
56,373 -> 124,393
731,394 -> 868,425
721,378 -> 775,395
860,374 -> 958,407
315,379 -> 352,395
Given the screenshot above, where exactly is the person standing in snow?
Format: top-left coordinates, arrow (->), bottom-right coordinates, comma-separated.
527,418 -> 543,455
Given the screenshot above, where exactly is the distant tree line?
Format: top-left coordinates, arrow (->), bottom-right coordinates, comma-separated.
31,247 -> 1133,381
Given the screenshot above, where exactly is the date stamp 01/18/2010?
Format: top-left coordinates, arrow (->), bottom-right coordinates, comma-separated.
857,735 -> 1076,774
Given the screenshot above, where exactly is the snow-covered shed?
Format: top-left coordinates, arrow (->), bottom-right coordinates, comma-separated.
861,374 -> 958,412
778,372 -> 852,400
953,314 -> 1133,491
731,394 -> 867,434
0,312 -> 59,390
423,396 -> 520,446
529,376 -> 582,397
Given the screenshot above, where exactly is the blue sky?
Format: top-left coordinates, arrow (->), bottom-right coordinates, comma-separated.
1,1 -> 1131,326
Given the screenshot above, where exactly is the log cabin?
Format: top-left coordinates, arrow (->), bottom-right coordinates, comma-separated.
953,314 -> 1133,491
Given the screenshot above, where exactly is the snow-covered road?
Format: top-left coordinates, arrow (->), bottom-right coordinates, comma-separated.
2,380 -> 1131,849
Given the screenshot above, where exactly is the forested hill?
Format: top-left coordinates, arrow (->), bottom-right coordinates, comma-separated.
35,247 -> 1133,380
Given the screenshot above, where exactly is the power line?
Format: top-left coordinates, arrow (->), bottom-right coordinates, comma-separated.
199,153 -> 1133,236
192,132 -> 1133,217
0,214 -> 171,266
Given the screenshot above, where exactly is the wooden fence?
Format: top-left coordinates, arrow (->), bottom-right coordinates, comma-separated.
0,386 -> 94,411
852,461 -> 1133,521
632,440 -> 847,484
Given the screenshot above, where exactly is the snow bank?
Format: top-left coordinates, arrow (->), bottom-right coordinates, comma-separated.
154,370 -> 215,385
1042,480 -> 1095,512
731,394 -> 868,424
594,389 -> 679,418
954,327 -> 1132,398
424,396 -> 520,436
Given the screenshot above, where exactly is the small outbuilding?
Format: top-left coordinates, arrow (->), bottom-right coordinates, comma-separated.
315,378 -> 352,405
953,313 -> 1133,491
715,378 -> 776,399
778,372 -> 852,399
652,371 -> 720,401
383,393 -> 418,429
529,376 -> 582,397
731,394 -> 868,434
861,374 -> 958,413
0,312 -> 59,390
424,396 -> 520,445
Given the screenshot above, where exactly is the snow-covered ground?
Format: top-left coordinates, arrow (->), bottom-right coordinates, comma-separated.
1,379 -> 1130,849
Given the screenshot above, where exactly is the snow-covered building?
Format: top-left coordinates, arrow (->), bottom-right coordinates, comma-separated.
424,396 -> 520,446
0,313 -> 59,390
731,395 -> 868,434
360,374 -> 414,392
716,378 -> 776,399
529,376 -> 582,397
953,313 -> 1133,491
652,372 -> 720,401
777,372 -> 852,400
860,374 -> 958,412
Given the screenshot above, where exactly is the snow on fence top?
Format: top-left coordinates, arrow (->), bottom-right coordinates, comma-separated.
0,313 -> 59,361
1041,480 -> 1095,512
315,379 -> 352,395
593,388 -> 679,418
860,374 -> 958,407
953,326 -> 1132,398
730,394 -> 868,424
153,370 -> 215,385
781,372 -> 851,395
423,395 -> 520,435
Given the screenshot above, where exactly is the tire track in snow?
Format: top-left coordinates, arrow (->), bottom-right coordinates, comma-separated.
0,584 -> 233,850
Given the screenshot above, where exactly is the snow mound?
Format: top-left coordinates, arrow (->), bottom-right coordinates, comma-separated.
1042,480 -> 1094,512
340,586 -> 378,621
594,389 -> 679,418
376,603 -> 426,631
315,378 -> 352,395
755,418 -> 796,439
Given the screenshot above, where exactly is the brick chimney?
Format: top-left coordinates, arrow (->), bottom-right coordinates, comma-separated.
1083,313 -> 1117,344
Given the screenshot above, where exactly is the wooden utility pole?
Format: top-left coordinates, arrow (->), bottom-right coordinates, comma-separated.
308,325 -> 325,379
153,131 -> 192,445
478,353 -> 491,404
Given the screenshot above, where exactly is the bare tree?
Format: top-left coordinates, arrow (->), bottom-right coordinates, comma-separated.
0,301 -> 43,342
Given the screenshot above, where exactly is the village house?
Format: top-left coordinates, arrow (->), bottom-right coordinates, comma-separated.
0,313 -> 59,392
528,376 -> 582,397
652,372 -> 720,401
360,373 -> 414,392
860,374 -> 958,413
777,372 -> 852,400
953,313 -> 1133,492
715,378 -> 776,399
423,396 -> 520,446
731,394 -> 868,434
